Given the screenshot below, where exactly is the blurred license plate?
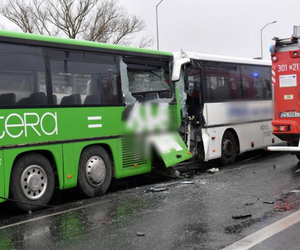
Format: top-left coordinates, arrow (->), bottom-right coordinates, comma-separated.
280,112 -> 300,118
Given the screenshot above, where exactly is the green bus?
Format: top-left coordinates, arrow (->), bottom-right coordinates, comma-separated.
0,30 -> 191,211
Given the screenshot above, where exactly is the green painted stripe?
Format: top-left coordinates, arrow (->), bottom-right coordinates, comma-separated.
0,30 -> 172,57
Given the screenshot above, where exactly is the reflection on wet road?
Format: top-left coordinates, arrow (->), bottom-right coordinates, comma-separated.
1,152 -> 300,249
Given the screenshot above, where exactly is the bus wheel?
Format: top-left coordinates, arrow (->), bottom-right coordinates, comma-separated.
10,153 -> 55,212
220,131 -> 237,166
78,146 -> 112,198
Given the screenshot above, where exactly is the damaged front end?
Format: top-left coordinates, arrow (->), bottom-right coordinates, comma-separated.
120,55 -> 192,175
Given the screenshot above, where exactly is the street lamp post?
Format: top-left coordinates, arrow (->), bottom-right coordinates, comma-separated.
260,21 -> 277,59
156,0 -> 164,50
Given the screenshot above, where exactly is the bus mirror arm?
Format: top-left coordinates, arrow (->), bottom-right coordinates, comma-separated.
171,58 -> 191,82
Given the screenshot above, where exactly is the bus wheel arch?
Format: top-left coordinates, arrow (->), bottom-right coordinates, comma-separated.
220,129 -> 240,166
9,151 -> 56,212
77,145 -> 113,198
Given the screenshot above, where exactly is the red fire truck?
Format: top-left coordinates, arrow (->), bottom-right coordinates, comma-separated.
268,26 -> 300,156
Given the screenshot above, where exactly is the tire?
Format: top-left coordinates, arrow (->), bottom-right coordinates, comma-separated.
78,146 -> 112,198
220,131 -> 237,166
296,154 -> 300,161
10,153 -> 55,212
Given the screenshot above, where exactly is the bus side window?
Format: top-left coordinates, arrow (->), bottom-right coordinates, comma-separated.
204,62 -> 241,102
50,50 -> 122,106
241,65 -> 271,100
0,42 -> 48,106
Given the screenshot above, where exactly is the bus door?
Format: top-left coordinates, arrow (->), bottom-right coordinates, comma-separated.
182,62 -> 205,160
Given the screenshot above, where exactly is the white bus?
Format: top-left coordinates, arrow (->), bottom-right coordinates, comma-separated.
174,52 -> 281,165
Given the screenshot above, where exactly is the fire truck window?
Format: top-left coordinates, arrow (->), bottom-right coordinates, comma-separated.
240,65 -> 272,100
204,62 -> 242,102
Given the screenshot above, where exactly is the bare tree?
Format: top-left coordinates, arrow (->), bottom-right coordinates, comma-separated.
0,0 -> 153,47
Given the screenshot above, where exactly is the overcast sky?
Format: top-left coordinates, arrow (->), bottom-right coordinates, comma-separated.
118,0 -> 299,60
0,0 -> 299,60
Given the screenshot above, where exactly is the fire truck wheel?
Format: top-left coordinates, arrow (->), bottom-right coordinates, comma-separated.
78,146 -> 112,198
10,153 -> 55,212
220,131 -> 237,166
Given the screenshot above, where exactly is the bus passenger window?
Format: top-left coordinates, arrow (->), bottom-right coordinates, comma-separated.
204,62 -> 242,102
241,65 -> 272,100
0,43 -> 48,106
50,51 -> 122,106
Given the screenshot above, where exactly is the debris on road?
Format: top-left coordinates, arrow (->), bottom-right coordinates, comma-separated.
232,214 -> 252,219
290,190 -> 300,193
207,168 -> 219,174
181,181 -> 194,184
245,202 -> 254,206
273,165 -> 276,169
144,187 -> 168,193
136,232 -> 145,236
263,201 -> 274,204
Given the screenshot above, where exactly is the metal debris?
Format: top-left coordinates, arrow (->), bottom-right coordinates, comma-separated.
232,214 -> 252,219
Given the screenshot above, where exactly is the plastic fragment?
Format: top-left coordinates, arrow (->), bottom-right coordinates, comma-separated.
263,201 -> 274,204
290,190 -> 300,193
232,214 -> 252,219
144,187 -> 168,193
181,181 -> 194,184
136,232 -> 145,236
207,168 -> 219,174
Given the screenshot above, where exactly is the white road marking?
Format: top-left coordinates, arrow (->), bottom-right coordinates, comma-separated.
223,209 -> 300,250
0,200 -> 111,230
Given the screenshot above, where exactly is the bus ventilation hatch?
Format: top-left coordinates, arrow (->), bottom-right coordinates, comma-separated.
121,138 -> 148,168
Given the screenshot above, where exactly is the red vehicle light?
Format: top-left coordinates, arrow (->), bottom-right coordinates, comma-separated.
273,125 -> 290,132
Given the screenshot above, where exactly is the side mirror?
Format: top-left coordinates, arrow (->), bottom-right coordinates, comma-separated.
171,58 -> 191,82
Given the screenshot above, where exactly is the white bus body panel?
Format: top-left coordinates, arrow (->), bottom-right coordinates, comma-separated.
201,100 -> 281,161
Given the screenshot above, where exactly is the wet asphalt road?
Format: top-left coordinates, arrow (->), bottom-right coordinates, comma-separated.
1,152 -> 300,249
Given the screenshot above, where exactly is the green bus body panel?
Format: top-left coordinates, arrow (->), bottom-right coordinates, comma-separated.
62,143 -> 75,189
0,30 -> 172,57
0,105 -> 175,200
0,106 -> 125,146
157,133 -> 192,167
0,150 -> 4,202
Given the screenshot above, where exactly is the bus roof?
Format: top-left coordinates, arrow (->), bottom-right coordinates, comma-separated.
0,30 -> 172,58
174,51 -> 271,66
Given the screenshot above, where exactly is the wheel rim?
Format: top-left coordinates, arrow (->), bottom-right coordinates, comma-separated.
20,165 -> 48,200
223,139 -> 234,158
85,156 -> 106,186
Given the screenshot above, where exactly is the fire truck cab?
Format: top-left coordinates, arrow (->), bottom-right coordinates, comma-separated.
268,26 -> 300,154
